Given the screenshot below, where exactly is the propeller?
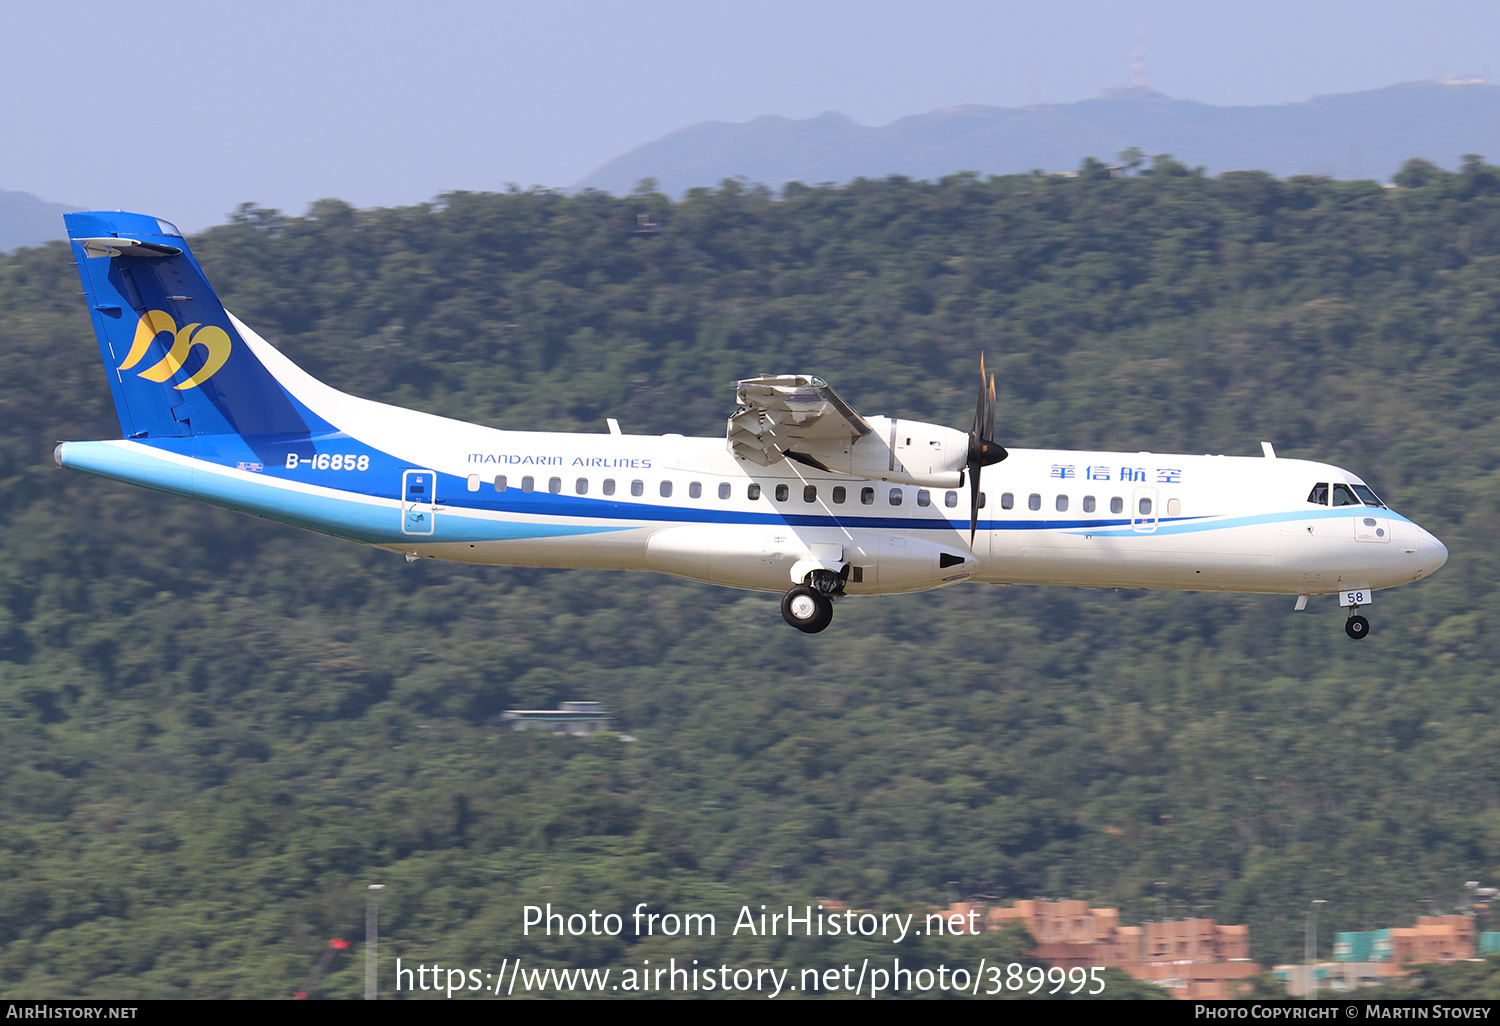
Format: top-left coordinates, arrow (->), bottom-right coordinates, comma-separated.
967,353 -> 1008,544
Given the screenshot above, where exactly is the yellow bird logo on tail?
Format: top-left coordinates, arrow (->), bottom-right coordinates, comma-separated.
118,310 -> 231,390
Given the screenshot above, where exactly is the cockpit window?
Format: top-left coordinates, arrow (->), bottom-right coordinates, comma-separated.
1351,484 -> 1386,508
1307,483 -> 1329,505
1332,483 -> 1361,507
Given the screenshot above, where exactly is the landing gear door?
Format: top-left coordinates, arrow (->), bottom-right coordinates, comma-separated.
1131,486 -> 1159,533
402,469 -> 437,536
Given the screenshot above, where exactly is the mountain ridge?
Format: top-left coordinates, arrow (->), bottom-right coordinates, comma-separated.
575,80 -> 1500,194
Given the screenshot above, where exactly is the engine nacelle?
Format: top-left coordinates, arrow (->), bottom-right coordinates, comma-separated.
837,416 -> 967,488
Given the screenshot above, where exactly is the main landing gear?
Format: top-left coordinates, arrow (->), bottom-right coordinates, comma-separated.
1345,608 -> 1370,640
782,585 -> 833,633
781,568 -> 845,633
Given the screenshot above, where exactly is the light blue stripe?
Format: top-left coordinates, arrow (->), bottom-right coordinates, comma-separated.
61,442 -> 627,545
1067,506 -> 1413,537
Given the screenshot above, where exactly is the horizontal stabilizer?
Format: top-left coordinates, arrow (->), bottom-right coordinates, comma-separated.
74,237 -> 182,259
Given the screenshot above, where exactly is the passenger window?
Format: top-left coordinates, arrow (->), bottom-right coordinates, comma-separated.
917,489 -> 931,507
747,483 -> 761,500
1308,483 -> 1330,505
1028,493 -> 1041,511
718,482 -> 731,500
1056,495 -> 1068,512
833,486 -> 846,504
1083,495 -> 1096,513
467,473 -> 481,492
494,475 -> 507,492
1332,484 -> 1360,507
945,491 -> 958,508
889,488 -> 903,506
603,479 -> 615,496
804,485 -> 817,502
689,482 -> 702,498
860,487 -> 874,505
548,477 -> 562,494
775,484 -> 789,502
1001,492 -> 1014,510
630,479 -> 643,497
979,492 -> 986,508
1167,498 -> 1181,516
575,478 -> 588,495
660,481 -> 673,498
522,476 -> 535,493
1110,496 -> 1123,514
1138,497 -> 1152,515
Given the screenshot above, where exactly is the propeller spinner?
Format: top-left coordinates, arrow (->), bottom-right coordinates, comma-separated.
967,354 -> 1008,544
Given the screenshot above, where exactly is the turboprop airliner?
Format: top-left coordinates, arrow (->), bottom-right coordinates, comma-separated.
56,211 -> 1448,638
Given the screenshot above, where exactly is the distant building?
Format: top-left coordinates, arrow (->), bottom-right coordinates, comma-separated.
938,898 -> 1257,1000
1276,961 -> 1395,996
1277,915 -> 1482,995
499,701 -> 612,735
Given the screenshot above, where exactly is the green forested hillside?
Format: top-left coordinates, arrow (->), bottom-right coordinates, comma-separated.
2,159 -> 1500,997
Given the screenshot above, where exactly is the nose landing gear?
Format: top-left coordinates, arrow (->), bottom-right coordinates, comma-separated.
1345,609 -> 1370,640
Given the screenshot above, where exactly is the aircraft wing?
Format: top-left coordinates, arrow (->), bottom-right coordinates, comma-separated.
727,375 -> 873,467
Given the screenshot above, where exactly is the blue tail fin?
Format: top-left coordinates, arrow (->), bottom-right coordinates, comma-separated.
65,211 -> 331,439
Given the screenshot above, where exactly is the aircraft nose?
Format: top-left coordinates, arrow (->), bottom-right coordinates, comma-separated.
1420,529 -> 1449,577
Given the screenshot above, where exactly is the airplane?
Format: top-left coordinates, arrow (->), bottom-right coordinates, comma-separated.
55,210 -> 1448,639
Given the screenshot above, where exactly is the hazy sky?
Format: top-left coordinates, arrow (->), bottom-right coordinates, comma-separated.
5,0 -> 1498,231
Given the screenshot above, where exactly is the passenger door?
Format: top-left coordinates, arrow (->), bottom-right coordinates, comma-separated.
401,469 -> 437,535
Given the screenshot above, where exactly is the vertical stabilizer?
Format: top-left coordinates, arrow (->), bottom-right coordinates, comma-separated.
65,211 -> 332,440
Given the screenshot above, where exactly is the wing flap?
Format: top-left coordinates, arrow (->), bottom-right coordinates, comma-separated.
727,375 -> 872,466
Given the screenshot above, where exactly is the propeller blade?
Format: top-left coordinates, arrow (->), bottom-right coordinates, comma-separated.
969,463 -> 982,544
985,373 -> 996,442
965,352 -> 1007,546
977,353 -> 988,437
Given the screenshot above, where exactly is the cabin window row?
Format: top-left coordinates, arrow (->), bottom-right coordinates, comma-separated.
999,492 -> 1182,517
466,474 -> 971,506
463,475 -> 1180,516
